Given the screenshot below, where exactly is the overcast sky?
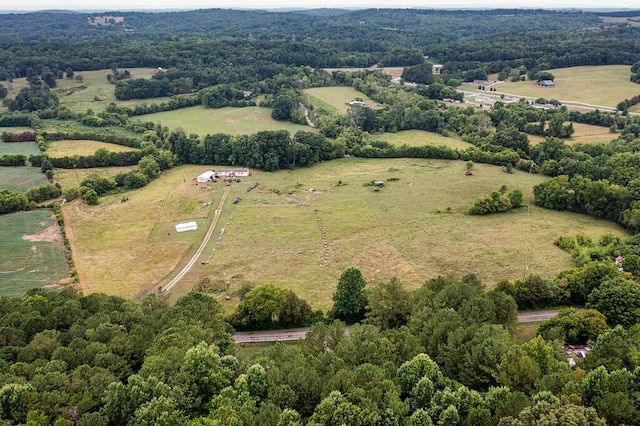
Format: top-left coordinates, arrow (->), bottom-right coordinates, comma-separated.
4,1 -> 640,11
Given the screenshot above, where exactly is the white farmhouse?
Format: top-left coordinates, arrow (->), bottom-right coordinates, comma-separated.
196,171 -> 216,183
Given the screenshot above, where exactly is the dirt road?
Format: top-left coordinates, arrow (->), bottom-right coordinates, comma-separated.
163,187 -> 229,292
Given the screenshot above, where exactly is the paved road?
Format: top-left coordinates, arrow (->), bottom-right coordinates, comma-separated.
233,310 -> 560,343
162,187 -> 229,292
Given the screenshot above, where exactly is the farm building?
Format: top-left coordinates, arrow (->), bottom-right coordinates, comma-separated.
348,100 -> 366,106
175,222 -> 198,233
216,168 -> 250,177
433,64 -> 444,74
538,80 -> 555,87
196,171 -> 216,183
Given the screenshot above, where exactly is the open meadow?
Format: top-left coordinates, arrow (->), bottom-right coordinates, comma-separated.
1,68 -> 165,114
371,130 -> 472,150
55,166 -> 138,189
0,141 -> 40,157
0,166 -> 48,192
495,65 -> 639,108
304,87 -> 383,113
65,158 -> 627,310
0,210 -> 68,296
62,165 -> 218,298
138,105 -> 312,136
47,140 -> 140,157
527,122 -> 616,146
323,67 -> 405,79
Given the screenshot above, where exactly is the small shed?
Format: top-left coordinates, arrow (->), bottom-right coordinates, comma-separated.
348,100 -> 365,106
197,171 -> 216,183
175,222 -> 198,233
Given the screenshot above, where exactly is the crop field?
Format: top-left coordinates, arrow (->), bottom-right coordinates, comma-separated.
371,130 -> 472,150
139,105 -> 312,136
527,122 -> 616,146
55,166 -> 138,189
304,87 -> 383,113
495,65 -> 639,108
47,140 -> 140,157
0,166 -> 48,192
0,141 -> 40,157
0,210 -> 68,296
65,158 -> 626,310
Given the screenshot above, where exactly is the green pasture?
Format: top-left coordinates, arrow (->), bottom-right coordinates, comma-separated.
304,87 -> 383,113
0,210 -> 68,296
47,140 -> 139,157
371,130 -> 472,150
55,166 -> 138,190
66,158 -> 626,309
138,105 -> 312,136
0,166 -> 48,192
0,126 -> 34,135
495,65 -> 639,108
0,141 -> 40,157
528,122 -> 616,146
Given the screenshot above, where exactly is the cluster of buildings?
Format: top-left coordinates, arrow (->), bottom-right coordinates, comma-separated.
196,168 -> 251,183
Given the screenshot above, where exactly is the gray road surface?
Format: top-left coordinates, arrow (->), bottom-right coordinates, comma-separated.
233,310 -> 559,343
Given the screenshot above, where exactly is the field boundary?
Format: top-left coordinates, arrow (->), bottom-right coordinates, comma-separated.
61,205 -> 88,295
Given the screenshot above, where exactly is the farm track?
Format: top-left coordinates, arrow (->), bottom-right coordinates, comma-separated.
162,186 -> 229,293
233,310 -> 560,343
61,205 -> 89,295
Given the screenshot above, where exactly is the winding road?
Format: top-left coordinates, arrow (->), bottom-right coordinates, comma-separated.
233,310 -> 560,343
162,187 -> 229,292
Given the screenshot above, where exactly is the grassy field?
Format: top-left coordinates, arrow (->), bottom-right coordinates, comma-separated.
55,166 -> 138,189
1,68 -> 165,114
66,158 -> 626,310
528,122 -> 616,146
371,130 -> 472,150
0,210 -> 69,296
304,87 -> 383,113
0,141 -> 40,157
47,140 -> 139,157
139,105 -> 312,136
513,322 -> 541,343
495,65 -> 639,108
0,166 -> 48,192
63,165 -> 218,298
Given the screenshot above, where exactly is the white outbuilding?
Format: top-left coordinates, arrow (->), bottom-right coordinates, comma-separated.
196,171 -> 216,183
175,222 -> 198,233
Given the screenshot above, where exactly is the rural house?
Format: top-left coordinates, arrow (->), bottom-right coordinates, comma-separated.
216,168 -> 250,177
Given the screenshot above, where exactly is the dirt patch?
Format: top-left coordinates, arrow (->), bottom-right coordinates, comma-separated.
22,222 -> 64,247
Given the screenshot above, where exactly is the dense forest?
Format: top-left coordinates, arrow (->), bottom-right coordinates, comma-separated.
2,6 -> 640,426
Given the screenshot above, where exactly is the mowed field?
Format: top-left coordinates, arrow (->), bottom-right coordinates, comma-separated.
495,65 -> 639,108
0,141 -> 40,157
0,166 -> 48,192
63,165 -> 219,298
304,87 -> 383,113
371,130 -> 472,150
47,140 -> 140,157
65,158 -> 626,310
323,67 -> 405,79
0,210 -> 68,296
528,122 -> 616,146
139,106 -> 312,136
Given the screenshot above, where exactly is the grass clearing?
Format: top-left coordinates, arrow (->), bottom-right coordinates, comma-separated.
495,65 -> 640,108
304,87 -> 383,113
138,105 -> 312,136
371,130 -> 472,150
54,166 -> 138,189
513,322 -> 541,343
323,67 -> 405,79
527,122 -> 616,146
47,140 -> 139,157
0,166 -> 48,192
67,158 -> 626,310
0,210 -> 69,296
